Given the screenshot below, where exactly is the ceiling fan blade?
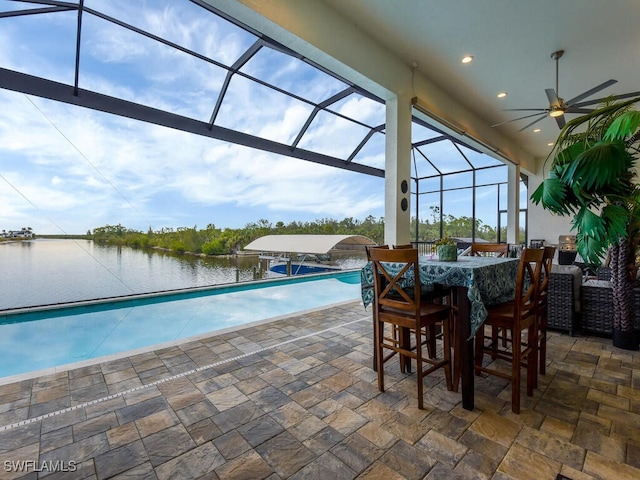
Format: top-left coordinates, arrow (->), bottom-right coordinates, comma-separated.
572,90 -> 640,108
566,79 -> 617,105
545,88 -> 559,106
554,114 -> 566,129
502,108 -> 549,112
517,113 -> 547,132
491,112 -> 546,128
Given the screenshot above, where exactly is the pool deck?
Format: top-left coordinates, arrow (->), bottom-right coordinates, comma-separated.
0,301 -> 639,479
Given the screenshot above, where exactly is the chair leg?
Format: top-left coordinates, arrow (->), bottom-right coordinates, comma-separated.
415,325 -> 424,410
400,326 -> 411,373
511,331 -> 521,415
425,324 -> 437,359
474,325 -> 486,375
490,326 -> 499,358
372,311 -> 378,372
442,317 -> 453,391
376,319 -> 385,392
527,324 -> 537,398
539,313 -> 547,378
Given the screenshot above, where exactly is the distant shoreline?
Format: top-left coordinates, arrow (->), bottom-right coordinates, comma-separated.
38,234 -> 92,239
0,236 -> 258,260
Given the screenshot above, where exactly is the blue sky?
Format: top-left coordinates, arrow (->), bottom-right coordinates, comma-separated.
0,0 -> 511,235
0,0 -> 390,235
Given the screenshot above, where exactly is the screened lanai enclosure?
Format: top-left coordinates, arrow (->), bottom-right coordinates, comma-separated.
0,0 -> 527,241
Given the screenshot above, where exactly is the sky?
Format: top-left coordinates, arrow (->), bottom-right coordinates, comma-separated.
0,0 -> 508,236
0,90 -> 385,234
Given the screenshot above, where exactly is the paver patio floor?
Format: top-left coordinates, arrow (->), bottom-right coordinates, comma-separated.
0,300 -> 639,479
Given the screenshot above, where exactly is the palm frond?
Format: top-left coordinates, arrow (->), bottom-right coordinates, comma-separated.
574,207 -> 607,241
562,141 -> 630,192
530,175 -> 571,214
602,204 -> 630,240
605,111 -> 640,141
575,231 -> 609,265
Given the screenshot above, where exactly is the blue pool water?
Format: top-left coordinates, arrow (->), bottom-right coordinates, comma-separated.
0,271 -> 362,379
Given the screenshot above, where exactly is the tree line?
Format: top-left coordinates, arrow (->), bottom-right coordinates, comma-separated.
90,211 -> 504,256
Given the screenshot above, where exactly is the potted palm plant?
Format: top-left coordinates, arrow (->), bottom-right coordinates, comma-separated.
531,97 -> 640,350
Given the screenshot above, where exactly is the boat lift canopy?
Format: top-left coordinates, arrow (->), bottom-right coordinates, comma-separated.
243,234 -> 376,255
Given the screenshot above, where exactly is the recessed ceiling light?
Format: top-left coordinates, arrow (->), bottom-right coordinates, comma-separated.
497,92 -> 508,98
461,55 -> 474,64
533,128 -> 541,133
547,142 -> 554,146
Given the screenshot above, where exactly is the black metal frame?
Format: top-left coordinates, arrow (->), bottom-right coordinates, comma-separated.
0,0 -> 519,237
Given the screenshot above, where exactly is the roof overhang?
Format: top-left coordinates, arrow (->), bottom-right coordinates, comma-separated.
243,234 -> 376,255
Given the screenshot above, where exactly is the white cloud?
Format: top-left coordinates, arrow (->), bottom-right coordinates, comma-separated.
0,1 -> 387,234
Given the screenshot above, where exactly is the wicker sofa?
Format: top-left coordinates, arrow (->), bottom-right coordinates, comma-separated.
548,264 -> 583,336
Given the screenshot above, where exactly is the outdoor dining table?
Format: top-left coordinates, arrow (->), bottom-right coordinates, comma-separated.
360,255 -> 520,410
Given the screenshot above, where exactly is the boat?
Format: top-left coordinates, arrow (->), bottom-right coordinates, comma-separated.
243,234 -> 376,277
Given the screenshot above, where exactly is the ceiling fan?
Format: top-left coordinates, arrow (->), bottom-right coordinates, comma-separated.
493,50 -> 640,131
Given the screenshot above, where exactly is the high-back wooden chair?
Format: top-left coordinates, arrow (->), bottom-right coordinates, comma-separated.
394,243 -> 452,360
470,243 -> 509,257
471,243 -> 510,350
536,246 -> 556,384
366,244 -> 388,260
365,244 -> 389,372
369,247 -> 453,409
474,247 -> 543,414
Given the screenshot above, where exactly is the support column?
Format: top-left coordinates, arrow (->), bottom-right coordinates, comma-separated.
384,94 -> 413,246
507,163 -> 520,245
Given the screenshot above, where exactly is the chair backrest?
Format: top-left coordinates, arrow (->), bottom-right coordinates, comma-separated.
470,243 -> 509,257
514,248 -> 544,321
393,244 -> 413,249
365,244 -> 388,261
369,247 -> 420,315
538,246 -> 556,308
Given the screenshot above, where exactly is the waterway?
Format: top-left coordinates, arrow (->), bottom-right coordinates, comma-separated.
0,238 -> 366,310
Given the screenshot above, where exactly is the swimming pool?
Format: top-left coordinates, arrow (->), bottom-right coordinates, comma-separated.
0,271 -> 362,379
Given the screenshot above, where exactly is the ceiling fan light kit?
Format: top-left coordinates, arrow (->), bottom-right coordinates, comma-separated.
549,108 -> 564,118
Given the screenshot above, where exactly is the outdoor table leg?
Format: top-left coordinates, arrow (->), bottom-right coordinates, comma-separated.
457,286 -> 474,411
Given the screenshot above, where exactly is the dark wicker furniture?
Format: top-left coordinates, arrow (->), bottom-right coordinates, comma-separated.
581,280 -> 613,335
547,266 -> 582,336
581,280 -> 640,335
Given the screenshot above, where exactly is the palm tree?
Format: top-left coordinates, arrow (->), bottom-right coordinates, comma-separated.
531,97 -> 640,350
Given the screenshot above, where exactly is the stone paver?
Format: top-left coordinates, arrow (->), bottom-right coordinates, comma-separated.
0,302 -> 639,479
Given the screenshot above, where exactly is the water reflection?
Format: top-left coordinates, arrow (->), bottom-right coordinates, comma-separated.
0,239 -> 366,309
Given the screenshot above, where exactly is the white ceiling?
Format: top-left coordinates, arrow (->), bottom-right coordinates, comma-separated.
322,0 -> 640,159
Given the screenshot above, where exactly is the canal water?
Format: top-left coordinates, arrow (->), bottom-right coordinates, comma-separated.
0,238 -> 366,310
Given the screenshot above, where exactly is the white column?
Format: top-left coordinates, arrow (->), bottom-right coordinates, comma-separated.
507,163 -> 520,244
384,94 -> 413,246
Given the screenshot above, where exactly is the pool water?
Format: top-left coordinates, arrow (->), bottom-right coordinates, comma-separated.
0,271 -> 362,379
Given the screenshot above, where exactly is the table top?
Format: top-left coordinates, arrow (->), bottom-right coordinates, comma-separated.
361,255 -> 520,337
